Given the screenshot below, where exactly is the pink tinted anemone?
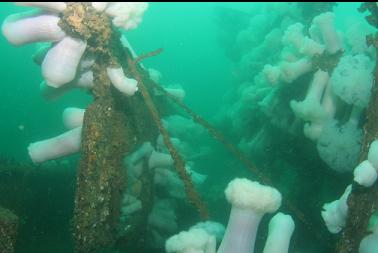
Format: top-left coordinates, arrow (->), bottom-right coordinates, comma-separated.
148,150 -> 174,169
62,107 -> 85,130
217,178 -> 281,253
107,67 -> 138,96
28,127 -> 82,164
312,12 -> 342,54
42,36 -> 87,87
2,11 -> 65,46
16,2 -> 67,12
279,58 -> 312,83
290,70 -> 329,122
262,212 -> 295,253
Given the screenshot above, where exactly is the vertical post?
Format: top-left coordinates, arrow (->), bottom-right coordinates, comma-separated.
73,65 -> 131,252
336,3 -> 378,253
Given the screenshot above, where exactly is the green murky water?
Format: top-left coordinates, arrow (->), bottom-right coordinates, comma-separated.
0,2 -> 376,253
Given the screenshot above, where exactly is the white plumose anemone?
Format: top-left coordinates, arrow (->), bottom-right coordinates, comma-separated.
166,228 -> 216,253
321,185 -> 351,233
262,212 -> 295,253
217,178 -> 282,253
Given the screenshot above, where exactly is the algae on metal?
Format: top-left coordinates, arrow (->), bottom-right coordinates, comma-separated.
57,3 -> 205,252
336,3 -> 378,253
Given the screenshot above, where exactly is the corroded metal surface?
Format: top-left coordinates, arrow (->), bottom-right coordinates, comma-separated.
58,3 -> 206,252
337,3 -> 378,253
73,66 -> 132,252
60,3 -> 132,252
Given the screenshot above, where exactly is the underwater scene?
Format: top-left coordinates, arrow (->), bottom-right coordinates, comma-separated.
1,2 -> 378,253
